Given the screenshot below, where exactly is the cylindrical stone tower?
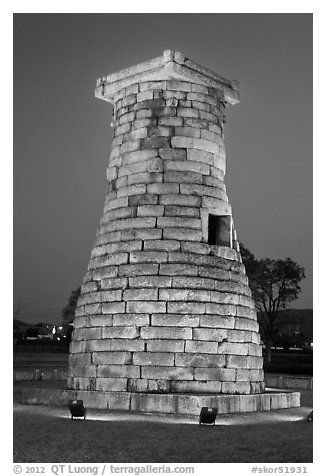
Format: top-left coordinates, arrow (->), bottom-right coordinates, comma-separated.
68,50 -> 265,402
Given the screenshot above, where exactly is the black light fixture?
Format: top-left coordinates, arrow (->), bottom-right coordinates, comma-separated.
199,407 -> 218,425
68,399 -> 86,420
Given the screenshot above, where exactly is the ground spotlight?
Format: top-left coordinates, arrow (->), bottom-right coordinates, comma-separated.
199,407 -> 218,425
68,399 -> 86,420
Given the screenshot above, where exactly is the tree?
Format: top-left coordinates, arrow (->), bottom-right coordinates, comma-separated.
62,287 -> 81,342
240,243 -> 305,363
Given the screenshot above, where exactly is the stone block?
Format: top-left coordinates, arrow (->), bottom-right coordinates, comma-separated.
185,340 -> 218,354
137,204 -> 164,216
73,316 -> 88,328
141,326 -> 192,340
140,137 -> 171,149
115,217 -> 156,231
166,80 -> 191,91
92,351 -> 132,365
151,313 -> 199,327
227,329 -> 253,343
71,364 -> 97,378
194,368 -> 236,381
133,352 -> 175,366
119,111 -> 135,125
163,170 -> 203,185
135,98 -> 165,110
163,228 -> 202,241
130,251 -> 168,264
131,393 -> 178,413
157,216 -> 201,230
113,314 -> 150,326
234,318 -> 259,332
247,343 -> 263,357
70,340 -> 87,353
127,301 -> 166,314
128,275 -> 172,288
162,288 -> 211,302
152,107 -> 177,117
110,339 -> 146,351
118,263 -> 159,277
174,126 -> 200,138
82,327 -> 102,340
159,194 -> 201,207
171,275 -> 215,290
200,315 -> 235,329
158,117 -> 183,127
121,228 -> 162,241
96,378 -> 128,392
236,369 -> 264,382
143,239 -> 180,252
180,242 -> 210,255
171,136 -> 194,148
128,378 -> 171,393
107,392 -> 131,411
146,339 -> 185,352
141,366 -> 194,380
181,183 -> 226,200
97,365 -> 140,378
205,303 -> 236,316
128,194 -> 159,206
102,326 -> 140,339
167,302 -> 205,314
171,380 -> 222,394
117,184 -> 147,198
175,353 -> 225,368
222,382 -> 251,394
176,108 -> 199,119
88,315 -> 113,327
147,182 -> 179,195
122,149 -> 158,165
136,109 -> 154,119
102,290 -> 123,302
225,355 -> 248,369
101,277 -> 128,290
102,302 -> 126,314
164,205 -> 200,218
159,147 -> 187,160
69,353 -> 92,365
148,125 -> 173,137
123,288 -> 158,301
236,306 -> 257,319
193,328 -> 228,342
86,339 -> 112,352
210,291 -> 239,305
217,342 -> 249,356
159,263 -> 198,276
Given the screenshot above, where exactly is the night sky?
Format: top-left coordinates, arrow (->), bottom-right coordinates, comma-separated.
13,13 -> 312,325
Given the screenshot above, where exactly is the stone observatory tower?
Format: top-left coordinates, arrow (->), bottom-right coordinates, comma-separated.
67,50 -> 270,414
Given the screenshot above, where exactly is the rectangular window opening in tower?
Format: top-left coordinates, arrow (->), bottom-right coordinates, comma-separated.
208,214 -> 232,247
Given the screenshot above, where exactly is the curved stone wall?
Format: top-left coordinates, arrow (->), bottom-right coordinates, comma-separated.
67,54 -> 265,396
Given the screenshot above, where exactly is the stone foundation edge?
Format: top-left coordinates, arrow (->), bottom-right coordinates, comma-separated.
21,388 -> 300,416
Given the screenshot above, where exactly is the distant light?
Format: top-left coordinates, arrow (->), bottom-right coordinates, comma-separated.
310,342 -> 313,347
58,326 -> 63,330
52,326 -> 56,335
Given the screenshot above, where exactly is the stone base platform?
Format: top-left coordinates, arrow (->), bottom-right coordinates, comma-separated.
21,387 -> 300,417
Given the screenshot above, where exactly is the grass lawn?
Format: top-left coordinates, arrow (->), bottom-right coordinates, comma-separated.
13,411 -> 313,463
13,383 -> 313,463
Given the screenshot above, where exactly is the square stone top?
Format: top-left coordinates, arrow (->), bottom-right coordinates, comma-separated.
95,50 -> 240,105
